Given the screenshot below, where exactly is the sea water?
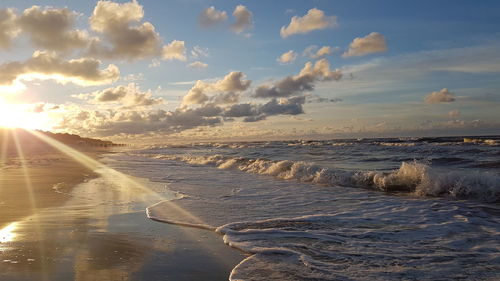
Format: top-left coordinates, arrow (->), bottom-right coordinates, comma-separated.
106,136 -> 500,280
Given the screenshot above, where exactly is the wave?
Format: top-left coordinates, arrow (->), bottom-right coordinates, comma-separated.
148,154 -> 500,202
464,138 -> 500,145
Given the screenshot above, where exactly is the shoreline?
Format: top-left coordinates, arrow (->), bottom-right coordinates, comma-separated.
0,152 -> 246,280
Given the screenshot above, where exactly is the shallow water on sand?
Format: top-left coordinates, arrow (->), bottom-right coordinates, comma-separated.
0,163 -> 244,281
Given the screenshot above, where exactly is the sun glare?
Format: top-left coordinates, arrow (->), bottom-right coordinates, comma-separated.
0,97 -> 53,130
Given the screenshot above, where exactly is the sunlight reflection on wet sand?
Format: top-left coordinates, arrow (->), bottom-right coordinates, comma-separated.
0,129 -> 244,280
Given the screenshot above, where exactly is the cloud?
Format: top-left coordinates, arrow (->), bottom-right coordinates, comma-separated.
223,96 -> 306,122
306,95 -> 342,103
88,0 -> 164,61
77,83 -> 163,108
191,46 -> 209,58
0,8 -> 19,49
0,51 -> 119,86
162,40 -> 186,61
277,50 -> 297,64
424,88 -> 456,104
342,32 -> 387,57
18,6 -> 89,53
59,107 -> 223,136
231,5 -> 252,34
199,6 -> 227,26
188,61 -> 208,68
280,8 -> 337,38
224,103 -> 258,117
209,92 -> 239,104
254,58 -> 342,98
303,45 -> 337,59
448,109 -> 460,118
259,96 -> 305,116
182,71 -> 251,105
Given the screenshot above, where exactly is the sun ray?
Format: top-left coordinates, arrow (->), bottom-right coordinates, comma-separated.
27,130 -> 209,225
11,129 -> 50,281
24,130 -> 237,265
0,130 -> 10,196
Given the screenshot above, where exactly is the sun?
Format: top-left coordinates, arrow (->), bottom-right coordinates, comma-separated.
0,97 -> 53,131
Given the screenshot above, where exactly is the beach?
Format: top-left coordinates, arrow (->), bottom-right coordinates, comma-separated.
0,150 -> 245,281
0,152 -> 97,229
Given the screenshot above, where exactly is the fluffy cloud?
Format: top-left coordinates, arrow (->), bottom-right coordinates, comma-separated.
182,71 -> 251,105
254,58 -> 342,98
59,107 -> 223,136
188,61 -> 208,68
162,40 -> 186,61
76,83 -> 163,108
342,32 -> 387,57
88,0 -> 166,61
424,88 -> 456,104
280,8 -> 337,38
0,51 -> 119,86
199,6 -> 227,26
231,5 -> 252,34
0,8 -> 19,49
18,6 -> 89,52
277,50 -> 297,64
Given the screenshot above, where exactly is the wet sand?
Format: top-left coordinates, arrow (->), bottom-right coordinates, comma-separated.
0,152 -> 97,229
0,153 -> 245,280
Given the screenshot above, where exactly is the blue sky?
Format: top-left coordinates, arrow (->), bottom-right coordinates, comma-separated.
0,0 -> 499,141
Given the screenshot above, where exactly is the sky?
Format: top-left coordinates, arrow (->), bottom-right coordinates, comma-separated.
0,0 -> 499,143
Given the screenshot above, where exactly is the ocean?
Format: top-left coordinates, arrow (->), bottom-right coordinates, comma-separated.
105,136 -> 500,280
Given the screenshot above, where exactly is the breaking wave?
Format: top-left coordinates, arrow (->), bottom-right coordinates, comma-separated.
150,154 -> 500,202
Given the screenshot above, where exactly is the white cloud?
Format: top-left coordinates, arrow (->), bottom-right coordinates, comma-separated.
277,50 -> 297,64
315,46 -> 334,57
342,32 -> 387,57
182,71 -> 251,105
18,6 -> 89,53
0,8 -> 19,49
188,61 -> 208,68
280,8 -> 337,38
88,0 -> 163,60
162,40 -> 186,61
424,88 -> 456,104
231,5 -> 252,34
0,51 -> 119,86
83,83 -> 164,108
199,6 -> 227,26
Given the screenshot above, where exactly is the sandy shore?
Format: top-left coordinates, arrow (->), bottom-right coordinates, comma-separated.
0,152 -> 97,229
0,151 -> 245,280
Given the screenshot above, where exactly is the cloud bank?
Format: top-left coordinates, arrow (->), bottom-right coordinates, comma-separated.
0,51 -> 119,86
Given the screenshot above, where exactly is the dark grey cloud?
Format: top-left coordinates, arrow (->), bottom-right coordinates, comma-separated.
254,59 -> 341,98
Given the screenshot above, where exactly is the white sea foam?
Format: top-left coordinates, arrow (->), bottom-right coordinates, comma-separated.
149,154 -> 500,202
464,138 -> 500,145
376,142 -> 416,147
